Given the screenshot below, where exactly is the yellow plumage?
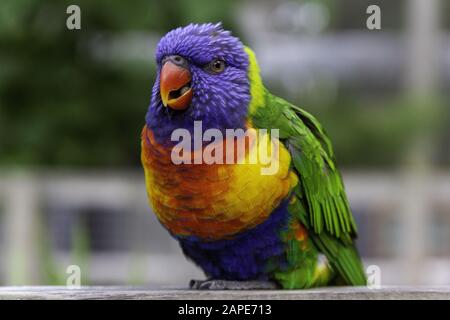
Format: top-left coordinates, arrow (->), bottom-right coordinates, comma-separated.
141,126 -> 298,239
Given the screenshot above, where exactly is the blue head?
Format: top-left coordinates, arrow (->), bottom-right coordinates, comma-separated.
145,23 -> 250,144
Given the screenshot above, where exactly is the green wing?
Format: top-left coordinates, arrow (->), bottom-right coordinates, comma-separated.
251,89 -> 366,286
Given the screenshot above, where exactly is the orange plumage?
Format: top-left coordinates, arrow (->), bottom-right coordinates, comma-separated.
141,125 -> 297,240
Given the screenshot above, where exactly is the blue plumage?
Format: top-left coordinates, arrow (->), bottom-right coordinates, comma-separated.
146,23 -> 250,145
177,201 -> 290,280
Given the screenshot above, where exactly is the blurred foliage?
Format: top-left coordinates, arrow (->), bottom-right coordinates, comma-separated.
71,215 -> 91,285
0,0 -> 448,169
38,209 -> 65,285
0,0 -> 238,167
301,95 -> 446,168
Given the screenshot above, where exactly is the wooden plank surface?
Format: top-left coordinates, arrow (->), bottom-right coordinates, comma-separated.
0,286 -> 449,300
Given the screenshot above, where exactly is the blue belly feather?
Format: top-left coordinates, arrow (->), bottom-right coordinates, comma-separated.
177,200 -> 290,280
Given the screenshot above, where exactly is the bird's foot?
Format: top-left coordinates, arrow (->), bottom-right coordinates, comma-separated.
189,279 -> 279,290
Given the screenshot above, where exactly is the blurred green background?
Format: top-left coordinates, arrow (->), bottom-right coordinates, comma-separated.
2,0 -> 449,168
0,0 -> 239,167
0,0 -> 449,286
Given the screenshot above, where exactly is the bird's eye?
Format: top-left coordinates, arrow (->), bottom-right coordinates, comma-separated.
205,59 -> 226,74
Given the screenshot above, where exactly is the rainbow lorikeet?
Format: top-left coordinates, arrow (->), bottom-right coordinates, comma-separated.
141,23 -> 366,289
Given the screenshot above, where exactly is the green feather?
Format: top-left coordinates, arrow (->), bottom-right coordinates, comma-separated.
250,88 -> 366,286
245,46 -> 365,286
252,90 -> 358,237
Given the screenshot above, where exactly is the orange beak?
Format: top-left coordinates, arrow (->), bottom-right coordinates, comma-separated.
160,61 -> 193,110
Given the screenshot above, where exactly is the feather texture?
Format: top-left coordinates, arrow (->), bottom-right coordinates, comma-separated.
142,24 -> 366,288
247,47 -> 366,285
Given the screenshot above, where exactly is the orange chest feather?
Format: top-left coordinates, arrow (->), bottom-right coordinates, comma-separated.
141,126 -> 297,240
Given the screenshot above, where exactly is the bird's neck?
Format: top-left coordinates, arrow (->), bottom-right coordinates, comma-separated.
145,106 -> 248,146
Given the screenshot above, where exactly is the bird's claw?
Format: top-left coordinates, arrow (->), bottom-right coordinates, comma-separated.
189,279 -> 279,290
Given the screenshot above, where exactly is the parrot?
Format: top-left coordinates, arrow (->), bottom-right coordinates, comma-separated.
141,23 -> 366,289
